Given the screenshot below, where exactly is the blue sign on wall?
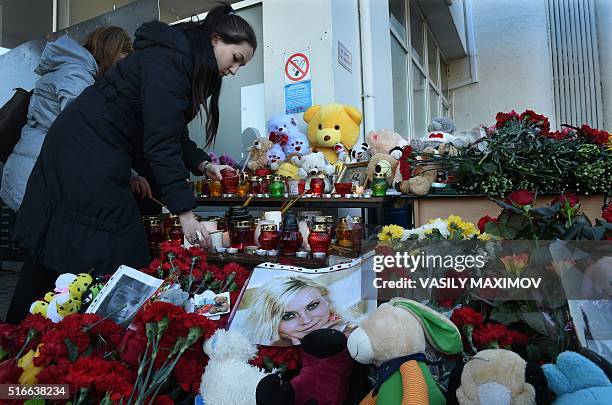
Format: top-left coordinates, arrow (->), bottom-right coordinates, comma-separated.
285,80 -> 313,114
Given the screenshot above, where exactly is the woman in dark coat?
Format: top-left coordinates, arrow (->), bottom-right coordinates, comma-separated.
12,3 -> 256,276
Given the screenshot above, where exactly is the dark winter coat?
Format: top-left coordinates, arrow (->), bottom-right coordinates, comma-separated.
13,21 -> 212,275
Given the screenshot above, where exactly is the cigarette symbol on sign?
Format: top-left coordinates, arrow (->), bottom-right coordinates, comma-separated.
285,53 -> 310,82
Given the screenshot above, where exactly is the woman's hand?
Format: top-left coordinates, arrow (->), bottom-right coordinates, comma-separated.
179,211 -> 212,249
199,162 -> 236,180
130,176 -> 152,199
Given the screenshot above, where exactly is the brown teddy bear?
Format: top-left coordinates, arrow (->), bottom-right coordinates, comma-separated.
366,153 -> 399,185
446,349 -> 550,405
392,145 -> 439,196
247,138 -> 274,170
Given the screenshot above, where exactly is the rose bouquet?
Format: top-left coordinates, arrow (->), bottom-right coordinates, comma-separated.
456,109 -> 611,196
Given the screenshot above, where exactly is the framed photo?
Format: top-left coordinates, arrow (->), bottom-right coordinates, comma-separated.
337,162 -> 369,187
86,265 -> 163,328
229,254 -> 377,346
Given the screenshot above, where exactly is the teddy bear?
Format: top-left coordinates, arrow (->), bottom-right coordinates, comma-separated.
256,328 -> 354,405
427,117 -> 456,134
347,298 -> 463,405
273,132 -> 311,179
303,104 -> 363,163
366,129 -> 409,155
247,138 -> 274,170
446,349 -> 550,405
267,144 -> 286,171
542,351 -> 612,405
349,142 -> 372,163
297,151 -> 335,192
268,114 -> 300,137
366,153 -> 399,186
200,329 -> 272,405
391,145 -> 439,196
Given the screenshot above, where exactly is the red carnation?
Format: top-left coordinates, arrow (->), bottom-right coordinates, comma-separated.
173,353 -> 206,394
552,193 -> 579,208
0,358 -> 21,384
399,146 -> 413,180
154,395 -> 175,405
450,306 -> 484,328
580,124 -> 610,146
506,190 -> 534,206
478,215 -> 497,233
119,329 -> 147,368
432,270 -> 470,304
473,323 -> 508,349
495,110 -> 520,129
520,109 -> 550,134
500,329 -> 530,348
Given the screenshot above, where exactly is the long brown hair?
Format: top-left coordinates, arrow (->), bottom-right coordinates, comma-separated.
179,2 -> 257,148
84,26 -> 133,77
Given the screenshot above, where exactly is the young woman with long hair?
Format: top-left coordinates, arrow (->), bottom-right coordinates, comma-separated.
12,3 -> 257,278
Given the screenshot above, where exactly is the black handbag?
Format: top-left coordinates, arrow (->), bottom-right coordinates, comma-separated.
0,88 -> 33,164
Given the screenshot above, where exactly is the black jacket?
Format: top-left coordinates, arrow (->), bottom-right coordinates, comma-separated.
13,22 -> 212,274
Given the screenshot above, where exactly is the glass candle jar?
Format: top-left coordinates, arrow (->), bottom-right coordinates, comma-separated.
249,176 -> 263,195
310,178 -> 325,196
261,175 -> 272,194
258,224 -> 279,250
148,218 -> 164,248
287,178 -> 306,195
237,179 -> 250,197
308,224 -> 331,255
279,213 -> 303,256
201,179 -> 210,197
221,168 -> 239,194
169,217 -> 184,243
163,215 -> 174,240
350,216 -> 364,254
269,176 -> 286,197
209,179 -> 223,197
370,173 -> 388,197
230,220 -> 254,250
337,218 -> 353,248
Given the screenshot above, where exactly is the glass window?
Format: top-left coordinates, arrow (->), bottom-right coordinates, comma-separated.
427,31 -> 438,86
1,0 -> 53,48
442,104 -> 449,118
409,2 -> 424,65
391,35 -> 409,138
429,85 -> 439,121
389,0 -> 407,42
412,62 -> 427,138
62,0 -> 136,27
440,57 -> 449,99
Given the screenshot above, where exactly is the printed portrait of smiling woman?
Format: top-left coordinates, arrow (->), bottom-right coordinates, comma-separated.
245,275 -> 359,346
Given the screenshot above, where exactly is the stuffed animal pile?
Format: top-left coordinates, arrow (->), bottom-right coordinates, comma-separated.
30,272 -> 101,322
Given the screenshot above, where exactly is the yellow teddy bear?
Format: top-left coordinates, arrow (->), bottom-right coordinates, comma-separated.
303,104 -> 363,163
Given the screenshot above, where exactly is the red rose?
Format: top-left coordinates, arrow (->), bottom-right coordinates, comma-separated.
173,355 -> 205,393
477,215 -> 497,233
119,329 -> 147,368
552,193 -> 579,208
506,190 -> 534,206
473,323 -> 508,349
432,270 -> 470,304
450,306 -> 484,328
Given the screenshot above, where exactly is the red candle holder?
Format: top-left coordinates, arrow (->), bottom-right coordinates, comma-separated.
310,178 -> 325,196
308,224 -> 331,254
221,168 -> 239,194
258,224 -> 279,250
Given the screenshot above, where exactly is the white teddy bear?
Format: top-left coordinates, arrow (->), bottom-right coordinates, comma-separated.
297,151 -> 335,192
200,329 -> 271,405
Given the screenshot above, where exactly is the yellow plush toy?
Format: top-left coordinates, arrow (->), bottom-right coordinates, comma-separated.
303,104 -> 363,163
30,272 -> 93,322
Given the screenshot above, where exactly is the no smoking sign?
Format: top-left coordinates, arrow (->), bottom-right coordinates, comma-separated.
284,51 -> 310,84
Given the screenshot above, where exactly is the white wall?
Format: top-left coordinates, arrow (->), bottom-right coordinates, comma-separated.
596,0 -> 611,129
331,0 -> 362,110
262,0 -> 334,128
449,0 -> 556,131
